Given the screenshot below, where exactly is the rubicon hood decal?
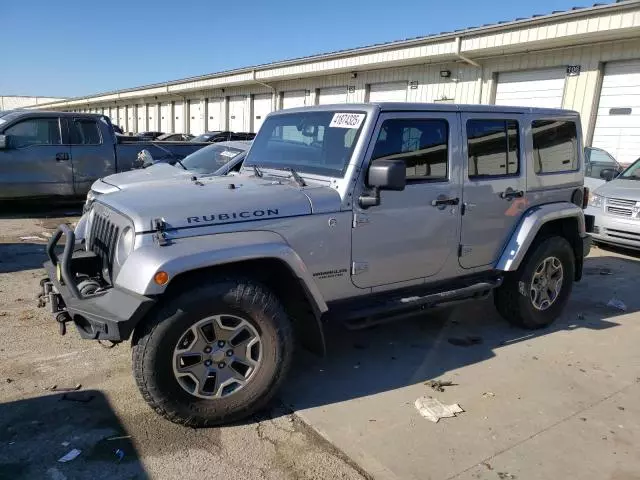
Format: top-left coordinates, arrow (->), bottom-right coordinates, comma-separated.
187,209 -> 280,224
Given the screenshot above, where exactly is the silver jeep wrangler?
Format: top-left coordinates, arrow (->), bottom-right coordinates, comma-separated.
40,103 -> 591,426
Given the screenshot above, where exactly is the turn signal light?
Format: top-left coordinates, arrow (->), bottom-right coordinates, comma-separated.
154,271 -> 169,286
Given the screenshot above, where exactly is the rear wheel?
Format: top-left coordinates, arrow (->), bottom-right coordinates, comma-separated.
495,236 -> 574,329
132,277 -> 293,427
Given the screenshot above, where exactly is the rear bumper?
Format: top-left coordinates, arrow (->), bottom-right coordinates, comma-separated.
42,225 -> 155,341
584,207 -> 640,250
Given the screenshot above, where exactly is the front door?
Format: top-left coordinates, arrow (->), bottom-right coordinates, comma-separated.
351,111 -> 462,288
459,113 -> 526,268
66,117 -> 116,196
0,116 -> 73,199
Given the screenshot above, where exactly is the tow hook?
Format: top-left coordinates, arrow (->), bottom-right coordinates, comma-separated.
56,312 -> 72,336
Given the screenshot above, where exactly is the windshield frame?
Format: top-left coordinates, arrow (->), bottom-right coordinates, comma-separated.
618,156 -> 640,179
242,109 -> 367,178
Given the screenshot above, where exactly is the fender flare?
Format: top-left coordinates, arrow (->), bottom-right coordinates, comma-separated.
496,202 -> 586,272
115,230 -> 328,315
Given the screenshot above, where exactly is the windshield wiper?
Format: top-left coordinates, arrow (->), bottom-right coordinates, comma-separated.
252,164 -> 263,178
175,159 -> 188,170
288,167 -> 306,187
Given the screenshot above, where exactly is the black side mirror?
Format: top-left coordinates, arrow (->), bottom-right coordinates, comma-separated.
360,159 -> 406,208
600,168 -> 617,182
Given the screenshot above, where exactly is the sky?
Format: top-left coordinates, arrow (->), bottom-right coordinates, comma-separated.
2,0 -> 602,99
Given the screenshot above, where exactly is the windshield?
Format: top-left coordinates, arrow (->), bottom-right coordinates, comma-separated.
585,147 -> 620,179
191,132 -> 221,142
243,111 -> 365,177
619,157 -> 640,180
180,143 -> 244,174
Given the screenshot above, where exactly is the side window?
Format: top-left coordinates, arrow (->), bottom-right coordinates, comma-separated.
71,119 -> 102,145
467,119 -> 520,178
5,118 -> 61,147
532,120 -> 578,174
371,118 -> 448,181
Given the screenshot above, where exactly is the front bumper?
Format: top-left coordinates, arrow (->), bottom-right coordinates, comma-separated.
40,224 -> 155,341
584,206 -> 640,250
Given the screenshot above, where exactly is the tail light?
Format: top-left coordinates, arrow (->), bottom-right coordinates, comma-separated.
583,187 -> 590,209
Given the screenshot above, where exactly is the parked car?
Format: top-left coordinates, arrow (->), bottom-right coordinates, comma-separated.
137,131 -> 164,140
584,146 -> 624,190
156,133 -> 194,142
0,110 -> 209,201
42,103 -> 590,427
83,140 -> 250,211
191,131 -> 256,143
585,154 -> 640,249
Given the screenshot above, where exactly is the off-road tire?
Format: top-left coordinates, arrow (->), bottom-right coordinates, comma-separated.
495,236 -> 574,329
132,277 -> 293,427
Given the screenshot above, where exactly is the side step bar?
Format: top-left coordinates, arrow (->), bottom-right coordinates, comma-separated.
339,277 -> 503,330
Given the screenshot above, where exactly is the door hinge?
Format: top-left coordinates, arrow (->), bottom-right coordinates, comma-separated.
352,213 -> 370,228
458,245 -> 472,257
352,262 -> 369,275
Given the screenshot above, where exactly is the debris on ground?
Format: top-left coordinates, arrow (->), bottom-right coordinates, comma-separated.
19,235 -> 47,242
497,472 -> 517,479
0,312 -> 7,317
448,335 -> 483,347
425,379 -> 457,392
61,392 -> 94,403
58,448 -> 82,463
482,392 -> 495,398
414,396 -> 464,422
481,461 -> 493,470
46,384 -> 82,392
5,378 -> 12,383
599,268 -> 612,275
607,298 -> 627,312
115,448 -> 125,462
61,442 -> 70,447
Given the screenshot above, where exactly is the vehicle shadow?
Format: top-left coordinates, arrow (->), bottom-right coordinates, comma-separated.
277,254 -> 635,416
0,391 -> 148,479
0,243 -> 49,274
0,202 -> 82,220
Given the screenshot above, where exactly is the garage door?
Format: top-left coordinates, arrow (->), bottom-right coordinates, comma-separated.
147,104 -> 158,131
253,94 -> 272,132
592,59 -> 640,166
318,86 -> 348,105
160,102 -> 171,132
495,69 -> 566,109
136,104 -> 146,132
188,99 -> 205,135
174,101 -> 185,133
368,82 -> 408,102
118,107 -> 126,131
282,90 -> 307,110
228,96 -> 246,132
109,107 -> 117,125
207,98 -> 224,131
127,106 -> 135,132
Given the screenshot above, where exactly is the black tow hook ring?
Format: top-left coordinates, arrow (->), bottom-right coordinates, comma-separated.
56,312 -> 71,336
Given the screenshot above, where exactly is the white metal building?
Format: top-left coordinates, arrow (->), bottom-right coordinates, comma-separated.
1,95 -> 65,110
32,1 -> 640,164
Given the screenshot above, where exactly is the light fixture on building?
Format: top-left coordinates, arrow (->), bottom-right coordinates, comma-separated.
440,70 -> 452,78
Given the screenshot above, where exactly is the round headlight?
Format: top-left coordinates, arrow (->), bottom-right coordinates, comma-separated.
589,193 -> 604,208
116,227 -> 134,265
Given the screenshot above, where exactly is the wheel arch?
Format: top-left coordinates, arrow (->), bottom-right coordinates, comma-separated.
496,202 -> 587,279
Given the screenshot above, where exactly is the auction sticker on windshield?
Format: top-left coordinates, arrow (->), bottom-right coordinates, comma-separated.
329,113 -> 365,129
220,150 -> 237,157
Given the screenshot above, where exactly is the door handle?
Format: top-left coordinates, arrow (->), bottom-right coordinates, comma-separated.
55,152 -> 69,161
431,196 -> 460,207
499,188 -> 524,200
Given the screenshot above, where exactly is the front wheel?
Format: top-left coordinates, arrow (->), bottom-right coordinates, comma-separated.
132,277 -> 293,427
495,236 -> 575,329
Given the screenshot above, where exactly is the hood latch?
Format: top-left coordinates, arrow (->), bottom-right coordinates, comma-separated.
152,218 -> 170,246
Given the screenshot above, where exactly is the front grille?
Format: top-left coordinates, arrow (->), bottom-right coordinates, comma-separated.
88,212 -> 120,281
606,228 -> 640,240
607,206 -> 633,217
608,197 -> 636,207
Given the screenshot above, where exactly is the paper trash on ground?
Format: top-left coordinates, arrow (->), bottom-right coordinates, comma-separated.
414,396 -> 464,422
58,448 -> 81,463
607,298 -> 627,312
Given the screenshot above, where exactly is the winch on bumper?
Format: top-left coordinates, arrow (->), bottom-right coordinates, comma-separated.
39,224 -> 156,340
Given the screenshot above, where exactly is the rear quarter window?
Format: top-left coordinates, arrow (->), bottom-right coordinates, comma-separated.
532,120 -> 578,174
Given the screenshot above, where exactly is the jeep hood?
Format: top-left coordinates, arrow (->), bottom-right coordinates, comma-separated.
593,178 -> 640,202
99,175 -> 340,232
99,163 -> 189,190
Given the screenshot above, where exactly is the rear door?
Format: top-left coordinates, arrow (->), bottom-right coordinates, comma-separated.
66,117 -> 115,196
0,116 -> 73,198
459,113 -> 526,268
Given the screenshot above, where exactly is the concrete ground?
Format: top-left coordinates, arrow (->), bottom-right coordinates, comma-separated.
1,208 -> 639,480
